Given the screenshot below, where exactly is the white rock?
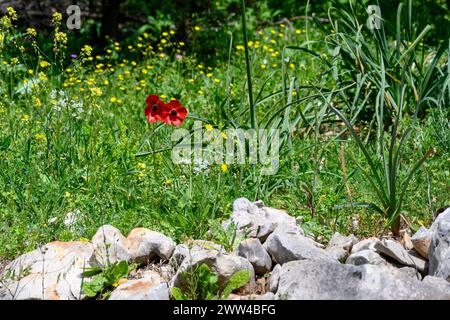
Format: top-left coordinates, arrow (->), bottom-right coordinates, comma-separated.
411,226 -> 432,259
422,276 -> 450,295
169,241 -> 224,269
91,225 -> 133,266
268,264 -> 281,293
428,207 -> 450,280
0,241 -> 95,300
109,270 -> 169,300
236,238 -> 272,275
222,198 -> 298,241
399,266 -> 422,280
351,237 -> 380,254
374,239 -> 426,272
325,232 -> 358,261
274,259 -> 450,300
127,228 -> 176,262
263,223 -> 334,265
345,249 -> 388,266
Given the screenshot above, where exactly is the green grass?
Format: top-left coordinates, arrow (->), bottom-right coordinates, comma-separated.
0,4 -> 448,259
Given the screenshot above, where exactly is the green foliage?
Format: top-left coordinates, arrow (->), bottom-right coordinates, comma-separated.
0,2 -> 448,261
171,263 -> 251,300
311,0 -> 449,235
81,260 -> 136,300
208,221 -> 244,252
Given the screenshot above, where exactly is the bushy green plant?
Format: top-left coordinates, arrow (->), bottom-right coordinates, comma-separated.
171,263 -> 251,300
81,260 -> 136,300
311,0 -> 448,235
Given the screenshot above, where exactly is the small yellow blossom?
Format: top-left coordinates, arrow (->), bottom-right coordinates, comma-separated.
90,87 -> 102,96
52,12 -> 62,25
55,32 -> 68,45
38,72 -> 48,81
34,97 -> 42,107
7,7 -> 18,21
26,28 -> 37,37
137,162 -> 146,170
34,133 -> 46,142
205,124 -> 213,131
21,114 -> 29,123
39,61 -> 50,68
220,163 -> 228,173
194,26 -> 201,31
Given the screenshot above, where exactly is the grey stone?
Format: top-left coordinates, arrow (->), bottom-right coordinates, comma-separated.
170,244 -> 191,268
325,232 -> 358,261
268,264 -> 281,293
109,271 -> 169,300
274,259 -> 450,300
236,238 -> 272,275
0,241 -> 95,300
127,228 -> 176,262
411,226 -> 432,259
169,241 -> 224,269
222,198 -> 298,241
345,249 -> 388,266
422,276 -> 450,295
429,207 -> 450,280
91,225 -> 133,266
263,223 -> 334,265
258,292 -> 275,300
351,237 -> 380,254
374,239 -> 426,272
399,267 -> 422,280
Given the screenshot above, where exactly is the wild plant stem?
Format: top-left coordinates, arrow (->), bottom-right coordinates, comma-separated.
240,0 -> 256,129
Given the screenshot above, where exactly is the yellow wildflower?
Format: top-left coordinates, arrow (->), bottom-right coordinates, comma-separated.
7,7 -> 18,21
52,12 -> 62,25
21,114 -> 29,123
26,28 -> 37,37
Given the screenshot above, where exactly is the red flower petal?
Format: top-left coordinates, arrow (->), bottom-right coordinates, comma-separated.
177,106 -> 188,119
146,94 -> 160,105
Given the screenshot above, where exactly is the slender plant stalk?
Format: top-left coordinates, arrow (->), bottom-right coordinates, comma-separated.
240,0 -> 256,129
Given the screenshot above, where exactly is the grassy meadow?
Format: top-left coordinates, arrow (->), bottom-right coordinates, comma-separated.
0,1 -> 449,259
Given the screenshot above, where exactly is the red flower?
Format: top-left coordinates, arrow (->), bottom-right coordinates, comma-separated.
161,99 -> 188,126
145,94 -> 167,123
